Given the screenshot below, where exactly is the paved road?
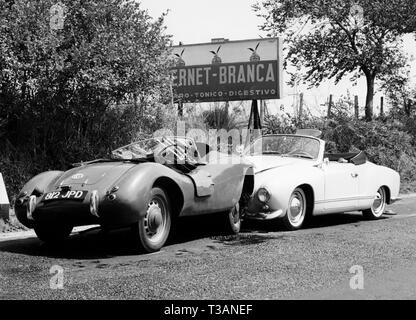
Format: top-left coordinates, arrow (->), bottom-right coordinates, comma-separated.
1,197 -> 416,300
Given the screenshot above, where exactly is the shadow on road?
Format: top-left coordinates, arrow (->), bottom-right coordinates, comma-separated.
242,212 -> 389,233
0,214 -> 234,259
0,212 -> 390,259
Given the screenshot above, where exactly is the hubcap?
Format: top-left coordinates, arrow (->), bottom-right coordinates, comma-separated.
372,188 -> 386,217
290,198 -> 302,216
288,191 -> 305,227
144,197 -> 166,243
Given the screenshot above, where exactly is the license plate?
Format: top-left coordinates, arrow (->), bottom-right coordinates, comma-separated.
43,190 -> 88,202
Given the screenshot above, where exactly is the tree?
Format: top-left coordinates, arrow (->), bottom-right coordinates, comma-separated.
254,0 -> 416,120
382,68 -> 415,117
0,0 -> 174,195
0,0 -> 172,155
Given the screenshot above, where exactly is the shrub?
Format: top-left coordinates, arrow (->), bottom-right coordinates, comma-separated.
202,103 -> 239,131
0,0 -> 174,202
264,112 -> 416,193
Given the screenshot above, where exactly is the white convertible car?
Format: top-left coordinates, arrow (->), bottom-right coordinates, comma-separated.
242,130 -> 400,230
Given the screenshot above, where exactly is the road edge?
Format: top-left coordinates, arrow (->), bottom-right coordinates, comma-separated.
0,225 -> 100,242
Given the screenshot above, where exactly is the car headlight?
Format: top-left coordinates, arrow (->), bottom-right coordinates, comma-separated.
257,187 -> 271,203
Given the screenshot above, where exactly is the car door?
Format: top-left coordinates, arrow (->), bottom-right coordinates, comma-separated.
354,162 -> 377,209
322,161 -> 360,213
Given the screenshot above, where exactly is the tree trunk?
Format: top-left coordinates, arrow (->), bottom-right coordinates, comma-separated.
365,73 -> 375,121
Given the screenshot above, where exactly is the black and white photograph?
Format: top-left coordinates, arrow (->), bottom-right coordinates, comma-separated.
1,0 -> 416,310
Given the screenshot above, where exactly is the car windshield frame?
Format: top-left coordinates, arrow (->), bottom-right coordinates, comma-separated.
111,137 -> 200,163
245,134 -> 322,160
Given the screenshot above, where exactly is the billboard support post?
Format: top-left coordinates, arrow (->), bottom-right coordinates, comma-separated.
248,99 -> 262,130
245,99 -> 262,147
178,101 -> 183,117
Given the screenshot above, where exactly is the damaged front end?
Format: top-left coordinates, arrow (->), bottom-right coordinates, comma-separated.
242,187 -> 284,220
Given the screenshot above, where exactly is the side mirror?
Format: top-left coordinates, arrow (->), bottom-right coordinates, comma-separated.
324,157 -> 330,166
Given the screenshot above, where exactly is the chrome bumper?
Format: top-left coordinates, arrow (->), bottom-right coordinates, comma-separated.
389,197 -> 401,205
244,209 -> 283,220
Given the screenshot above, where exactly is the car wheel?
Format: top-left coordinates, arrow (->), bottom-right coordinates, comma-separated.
34,224 -> 73,243
133,187 -> 172,253
363,187 -> 387,219
221,202 -> 241,234
283,188 -> 307,231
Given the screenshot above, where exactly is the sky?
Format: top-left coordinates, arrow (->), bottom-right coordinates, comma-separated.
139,0 -> 416,116
140,0 -> 266,44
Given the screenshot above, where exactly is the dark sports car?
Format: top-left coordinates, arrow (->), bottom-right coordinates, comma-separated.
15,137 -> 254,252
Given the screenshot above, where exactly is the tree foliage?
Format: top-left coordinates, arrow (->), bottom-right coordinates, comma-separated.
0,0 -> 175,197
382,63 -> 416,118
254,0 -> 416,120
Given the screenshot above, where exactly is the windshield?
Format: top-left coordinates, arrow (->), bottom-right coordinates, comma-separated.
246,135 -> 321,160
111,138 -> 159,159
111,137 -> 200,163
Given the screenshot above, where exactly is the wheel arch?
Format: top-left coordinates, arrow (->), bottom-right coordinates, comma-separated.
297,183 -> 315,217
241,167 -> 255,197
152,176 -> 184,218
381,185 -> 391,204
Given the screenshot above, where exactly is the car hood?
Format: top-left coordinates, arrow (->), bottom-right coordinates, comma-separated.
54,161 -> 136,187
244,155 -> 313,174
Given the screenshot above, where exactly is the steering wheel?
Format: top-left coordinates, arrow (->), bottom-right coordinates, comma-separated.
155,144 -> 199,165
154,145 -> 178,164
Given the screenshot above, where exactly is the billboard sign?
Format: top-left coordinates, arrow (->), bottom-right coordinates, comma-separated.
170,38 -> 283,103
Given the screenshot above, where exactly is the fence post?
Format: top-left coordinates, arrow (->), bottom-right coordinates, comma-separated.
299,93 -> 304,120
328,94 -> 333,118
354,95 -> 359,119
380,96 -> 384,117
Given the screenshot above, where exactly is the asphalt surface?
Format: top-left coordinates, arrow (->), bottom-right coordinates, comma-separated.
1,196 -> 416,300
